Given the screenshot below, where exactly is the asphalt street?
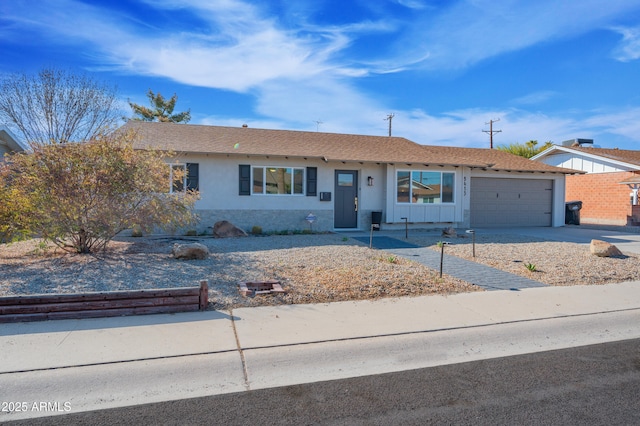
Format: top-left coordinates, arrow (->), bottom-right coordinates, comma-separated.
5,338 -> 640,425
2,227 -> 640,424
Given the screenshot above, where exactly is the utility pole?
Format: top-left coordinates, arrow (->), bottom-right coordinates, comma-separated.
385,113 -> 395,137
482,118 -> 502,149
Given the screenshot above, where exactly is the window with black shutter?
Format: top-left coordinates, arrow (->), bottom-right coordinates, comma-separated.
186,163 -> 199,191
306,166 -> 317,196
239,164 -> 251,195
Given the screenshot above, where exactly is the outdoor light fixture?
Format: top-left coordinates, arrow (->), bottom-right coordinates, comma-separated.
367,176 -> 374,186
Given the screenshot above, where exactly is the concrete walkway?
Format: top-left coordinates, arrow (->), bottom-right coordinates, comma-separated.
391,245 -> 546,290
348,225 -> 640,290
350,233 -> 546,291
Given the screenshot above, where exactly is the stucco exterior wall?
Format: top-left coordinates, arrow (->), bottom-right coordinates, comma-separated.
171,153 -> 389,232
166,153 -> 565,233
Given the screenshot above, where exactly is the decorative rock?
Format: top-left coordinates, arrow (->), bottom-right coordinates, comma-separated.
442,226 -> 457,238
590,239 -> 623,257
131,225 -> 143,238
172,243 -> 209,260
213,220 -> 248,238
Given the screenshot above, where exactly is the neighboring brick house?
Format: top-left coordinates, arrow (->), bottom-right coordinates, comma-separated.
125,121 -> 577,232
533,142 -> 640,226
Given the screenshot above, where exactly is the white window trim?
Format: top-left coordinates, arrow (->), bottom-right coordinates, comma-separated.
396,169 -> 456,204
252,166 -> 305,196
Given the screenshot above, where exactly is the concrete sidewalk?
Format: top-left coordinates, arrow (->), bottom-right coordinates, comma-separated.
2,281 -> 640,374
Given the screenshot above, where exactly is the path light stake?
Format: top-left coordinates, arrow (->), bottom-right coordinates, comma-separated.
369,224 -> 374,249
437,241 -> 449,278
401,217 -> 408,239
466,229 -> 476,257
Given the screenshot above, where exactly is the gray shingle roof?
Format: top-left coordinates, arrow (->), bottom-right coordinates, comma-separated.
123,121 -> 579,174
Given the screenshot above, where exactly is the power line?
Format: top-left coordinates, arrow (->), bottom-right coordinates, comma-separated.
482,118 -> 502,149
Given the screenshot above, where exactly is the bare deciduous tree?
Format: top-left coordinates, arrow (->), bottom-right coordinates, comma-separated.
0,67 -> 121,147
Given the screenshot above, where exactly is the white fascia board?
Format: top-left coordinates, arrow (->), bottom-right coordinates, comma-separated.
0,126 -> 28,151
531,145 -> 640,171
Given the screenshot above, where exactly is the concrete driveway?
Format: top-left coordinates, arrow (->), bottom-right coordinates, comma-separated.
474,225 -> 640,255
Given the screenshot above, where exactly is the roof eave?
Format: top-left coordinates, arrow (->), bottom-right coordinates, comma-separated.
533,145 -> 640,170
0,126 -> 28,152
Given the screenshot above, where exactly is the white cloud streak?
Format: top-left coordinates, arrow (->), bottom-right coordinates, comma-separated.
395,0 -> 640,71
611,26 -> 640,61
4,0 -> 640,149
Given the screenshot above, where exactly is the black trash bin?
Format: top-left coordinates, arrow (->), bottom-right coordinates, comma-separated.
565,201 -> 582,225
371,211 -> 382,231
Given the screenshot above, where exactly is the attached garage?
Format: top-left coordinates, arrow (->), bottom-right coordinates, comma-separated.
470,177 -> 553,227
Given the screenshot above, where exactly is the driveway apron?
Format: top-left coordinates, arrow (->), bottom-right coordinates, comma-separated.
353,236 -> 546,291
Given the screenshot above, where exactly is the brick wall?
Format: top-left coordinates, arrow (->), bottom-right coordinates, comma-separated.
565,172 -> 638,225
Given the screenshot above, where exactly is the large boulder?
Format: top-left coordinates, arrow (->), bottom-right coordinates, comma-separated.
590,239 -> 623,257
172,243 -> 209,260
213,220 -> 248,238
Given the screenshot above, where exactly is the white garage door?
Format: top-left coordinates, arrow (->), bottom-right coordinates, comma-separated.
471,178 -> 553,227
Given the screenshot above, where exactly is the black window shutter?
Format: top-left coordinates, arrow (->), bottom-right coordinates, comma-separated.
306,167 -> 317,196
239,164 -> 251,195
186,163 -> 199,191
172,165 -> 184,193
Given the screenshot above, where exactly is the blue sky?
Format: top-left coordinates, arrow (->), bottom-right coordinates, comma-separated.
3,0 -> 640,149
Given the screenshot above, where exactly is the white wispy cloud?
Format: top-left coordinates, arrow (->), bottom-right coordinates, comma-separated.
581,107 -> 640,142
4,0 -> 640,150
392,0 -> 429,10
511,91 -> 557,106
611,26 -> 640,61
394,0 -> 640,71
390,107 -> 640,149
388,108 -> 579,147
3,0 -> 370,91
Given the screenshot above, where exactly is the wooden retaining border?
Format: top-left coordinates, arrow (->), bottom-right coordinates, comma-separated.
0,280 -> 209,323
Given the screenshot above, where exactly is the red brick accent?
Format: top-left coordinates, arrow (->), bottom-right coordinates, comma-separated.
565,172 -> 639,225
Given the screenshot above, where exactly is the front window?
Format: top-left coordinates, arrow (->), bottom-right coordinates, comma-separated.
397,170 -> 454,203
253,167 -> 304,195
170,163 -> 199,193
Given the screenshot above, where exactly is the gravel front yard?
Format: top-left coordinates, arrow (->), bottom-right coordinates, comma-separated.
1,231 -> 638,310
408,232 -> 640,286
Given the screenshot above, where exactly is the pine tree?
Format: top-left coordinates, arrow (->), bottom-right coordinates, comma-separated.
129,89 -> 191,123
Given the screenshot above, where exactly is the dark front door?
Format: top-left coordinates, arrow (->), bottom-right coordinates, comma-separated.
334,170 -> 358,228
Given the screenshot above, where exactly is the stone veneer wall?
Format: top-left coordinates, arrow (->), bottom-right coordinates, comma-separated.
195,209 -> 334,234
